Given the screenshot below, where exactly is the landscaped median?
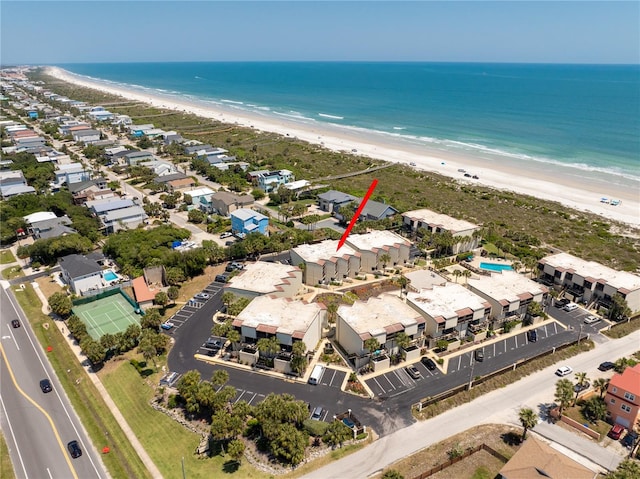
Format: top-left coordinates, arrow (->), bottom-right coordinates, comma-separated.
10,283 -> 151,479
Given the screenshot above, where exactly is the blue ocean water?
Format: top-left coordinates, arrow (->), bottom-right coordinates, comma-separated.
60,62 -> 640,184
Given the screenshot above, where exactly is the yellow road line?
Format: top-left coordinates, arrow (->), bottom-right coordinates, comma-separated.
0,342 -> 79,479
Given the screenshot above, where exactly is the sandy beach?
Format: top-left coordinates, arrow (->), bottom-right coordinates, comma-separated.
46,67 -> 639,227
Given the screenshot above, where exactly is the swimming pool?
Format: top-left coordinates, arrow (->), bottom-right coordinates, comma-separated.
479,262 -> 513,272
103,271 -> 118,281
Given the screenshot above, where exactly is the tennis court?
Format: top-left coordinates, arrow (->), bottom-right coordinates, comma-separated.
73,291 -> 141,340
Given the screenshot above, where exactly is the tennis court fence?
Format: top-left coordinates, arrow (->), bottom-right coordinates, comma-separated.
73,287 -> 140,312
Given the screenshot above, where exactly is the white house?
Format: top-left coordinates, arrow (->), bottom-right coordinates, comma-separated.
402,208 -> 481,254
225,261 -> 302,299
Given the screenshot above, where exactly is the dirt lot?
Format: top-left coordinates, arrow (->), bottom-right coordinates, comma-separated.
374,424 -> 521,479
35,274 -> 64,299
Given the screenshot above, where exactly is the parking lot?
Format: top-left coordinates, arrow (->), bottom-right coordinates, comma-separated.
547,301 -> 611,340
366,360 -> 441,398
163,281 -> 224,333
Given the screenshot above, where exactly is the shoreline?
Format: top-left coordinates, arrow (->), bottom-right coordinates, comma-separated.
45,66 -> 640,227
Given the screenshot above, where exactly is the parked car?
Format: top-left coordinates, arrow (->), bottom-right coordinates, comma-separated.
421,357 -> 437,371
194,293 -> 210,300
205,338 -> 222,350
11,319 -> 20,328
527,329 -> 538,342
67,440 -> 82,459
311,406 -> 324,421
622,431 -> 638,448
555,298 -> 570,308
555,366 -> 573,376
474,349 -> 484,362
160,322 -> 174,330
405,365 -> 421,379
215,274 -> 229,283
220,232 -> 233,239
39,379 -> 53,393
563,303 -> 578,312
598,361 -> 615,372
608,424 -> 625,440
574,382 -> 590,393
584,315 -> 601,325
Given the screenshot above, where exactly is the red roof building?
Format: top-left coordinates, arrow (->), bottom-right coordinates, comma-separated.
605,364 -> 640,429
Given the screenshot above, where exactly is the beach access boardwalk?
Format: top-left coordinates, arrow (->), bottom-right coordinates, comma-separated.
313,163 -> 393,182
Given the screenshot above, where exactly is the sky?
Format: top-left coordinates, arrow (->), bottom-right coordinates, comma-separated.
1,1 -> 638,64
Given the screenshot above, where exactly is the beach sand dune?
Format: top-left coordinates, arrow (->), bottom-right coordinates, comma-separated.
46,67 -> 639,227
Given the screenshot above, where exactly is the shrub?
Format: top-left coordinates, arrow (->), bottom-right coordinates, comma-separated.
303,419 -> 330,437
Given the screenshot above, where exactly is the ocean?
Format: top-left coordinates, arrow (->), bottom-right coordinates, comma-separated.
59,62 -> 640,187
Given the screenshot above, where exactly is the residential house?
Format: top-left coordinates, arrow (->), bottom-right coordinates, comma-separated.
358,200 -> 398,221
54,163 -> 91,186
99,206 -> 147,234
232,296 -> 324,371
132,276 -> 157,311
126,124 -> 155,137
336,295 -> 425,371
58,253 -> 104,295
138,160 -> 177,177
86,198 -> 135,216
206,191 -> 254,216
538,252 -> 640,314
87,110 -> 114,121
153,172 -> 188,188
183,186 -> 215,207
124,150 -> 155,166
225,261 -> 302,299
256,169 -> 295,192
498,437 -> 596,479
467,270 -> 548,328
68,178 -> 111,205
345,230 -> 411,272
406,283 -> 491,345
184,143 -> 213,155
247,169 -> 270,184
0,170 -> 35,198
290,239 -> 361,285
167,177 -> 196,193
402,208 -> 481,254
72,129 -> 101,144
231,208 -> 269,237
605,364 -> 640,429
23,212 -> 75,240
162,131 -> 183,145
15,136 -> 46,149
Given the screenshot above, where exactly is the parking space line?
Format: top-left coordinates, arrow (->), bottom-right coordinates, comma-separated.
504,340 -> 507,353
246,393 -> 258,405
457,356 -> 462,370
383,374 -> 396,390
553,322 -> 558,334
372,377 -> 384,394
328,369 -> 338,386
515,335 -> 518,348
493,343 -> 496,357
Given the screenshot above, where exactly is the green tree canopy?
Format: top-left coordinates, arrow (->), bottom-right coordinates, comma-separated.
48,292 -> 73,317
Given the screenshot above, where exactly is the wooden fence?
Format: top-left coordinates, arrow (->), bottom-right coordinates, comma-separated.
411,443 -> 509,479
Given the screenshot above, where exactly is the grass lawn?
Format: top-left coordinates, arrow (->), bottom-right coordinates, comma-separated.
13,284 -> 151,479
562,405 -> 610,440
99,359 -> 271,479
1,266 -> 24,280
0,430 -> 15,479
0,250 -> 17,264
603,317 -> 640,339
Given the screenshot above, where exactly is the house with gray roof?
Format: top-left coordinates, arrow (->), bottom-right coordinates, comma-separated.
87,198 -> 135,215
58,254 -> 104,294
317,190 -> 358,213
27,215 -> 76,240
124,150 -> 155,165
100,206 -> 147,234
358,199 -> 398,221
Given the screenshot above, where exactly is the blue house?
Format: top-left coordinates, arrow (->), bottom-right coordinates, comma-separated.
28,110 -> 39,119
231,208 -> 269,237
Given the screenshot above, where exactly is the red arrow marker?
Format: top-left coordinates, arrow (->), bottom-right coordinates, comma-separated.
337,179 -> 378,251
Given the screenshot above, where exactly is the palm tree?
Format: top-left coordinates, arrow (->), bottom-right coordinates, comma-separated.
518,407 -> 537,441
394,332 -> 411,352
364,337 -> 380,354
379,253 -> 391,271
462,269 -> 472,284
554,379 -> 574,417
397,275 -> 409,298
573,372 -> 590,405
226,329 -> 241,352
593,377 -> 609,398
452,269 -> 462,283
257,336 -> 280,358
326,302 -> 339,324
221,292 -> 235,310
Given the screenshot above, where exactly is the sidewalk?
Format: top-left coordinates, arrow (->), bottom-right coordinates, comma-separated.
31,281 -> 164,478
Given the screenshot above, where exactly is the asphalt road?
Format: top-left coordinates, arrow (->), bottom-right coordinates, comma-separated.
0,285 -> 108,479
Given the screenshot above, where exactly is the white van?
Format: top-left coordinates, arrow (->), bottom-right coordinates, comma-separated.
308,365 -> 325,385
563,303 -> 578,312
